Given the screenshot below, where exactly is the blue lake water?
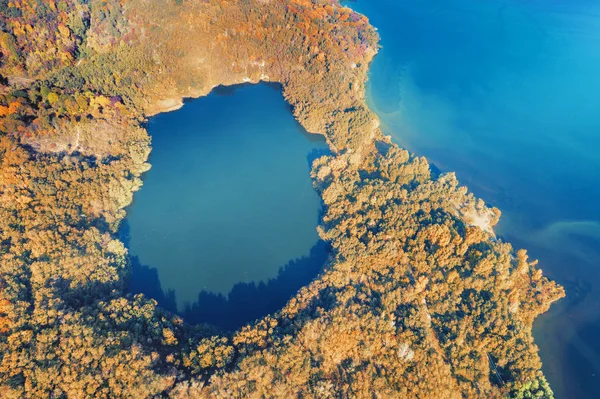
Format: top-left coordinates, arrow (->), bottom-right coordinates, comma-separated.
124,83 -> 329,330
346,0 -> 600,397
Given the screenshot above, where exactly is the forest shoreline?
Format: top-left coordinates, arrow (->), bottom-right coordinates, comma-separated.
0,0 -> 564,397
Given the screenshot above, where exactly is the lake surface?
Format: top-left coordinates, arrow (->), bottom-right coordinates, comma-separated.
124,83 -> 329,330
347,0 -> 600,398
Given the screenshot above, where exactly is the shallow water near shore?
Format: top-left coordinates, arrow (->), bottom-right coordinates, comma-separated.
347,0 -> 600,397
123,83 -> 329,330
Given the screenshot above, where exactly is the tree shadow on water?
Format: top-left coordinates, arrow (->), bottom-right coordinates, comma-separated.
128,256 -> 179,314
307,147 -> 331,167
126,238 -> 330,331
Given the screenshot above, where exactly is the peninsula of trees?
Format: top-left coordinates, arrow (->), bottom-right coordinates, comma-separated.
0,0 -> 563,397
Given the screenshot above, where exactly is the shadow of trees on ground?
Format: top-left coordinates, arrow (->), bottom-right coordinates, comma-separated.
127,240 -> 330,331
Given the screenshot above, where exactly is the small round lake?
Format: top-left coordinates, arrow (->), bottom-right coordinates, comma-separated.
123,83 -> 329,330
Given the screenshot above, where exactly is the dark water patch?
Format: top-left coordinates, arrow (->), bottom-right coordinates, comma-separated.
181,240 -> 329,330
128,254 -> 178,314
123,83 -> 330,328
563,319 -> 600,397
127,240 -> 330,330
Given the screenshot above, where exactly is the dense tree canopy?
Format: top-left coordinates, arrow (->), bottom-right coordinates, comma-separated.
0,0 -> 563,397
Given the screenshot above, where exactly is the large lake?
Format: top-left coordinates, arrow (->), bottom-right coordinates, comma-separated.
347,0 -> 600,397
124,83 -> 329,330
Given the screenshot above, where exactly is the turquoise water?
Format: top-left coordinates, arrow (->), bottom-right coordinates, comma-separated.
347,0 -> 600,397
124,83 -> 329,330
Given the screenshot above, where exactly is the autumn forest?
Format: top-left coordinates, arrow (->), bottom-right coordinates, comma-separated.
0,0 -> 563,398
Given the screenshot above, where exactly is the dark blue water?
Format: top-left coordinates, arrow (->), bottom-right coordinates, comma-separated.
346,0 -> 600,397
124,83 -> 329,330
